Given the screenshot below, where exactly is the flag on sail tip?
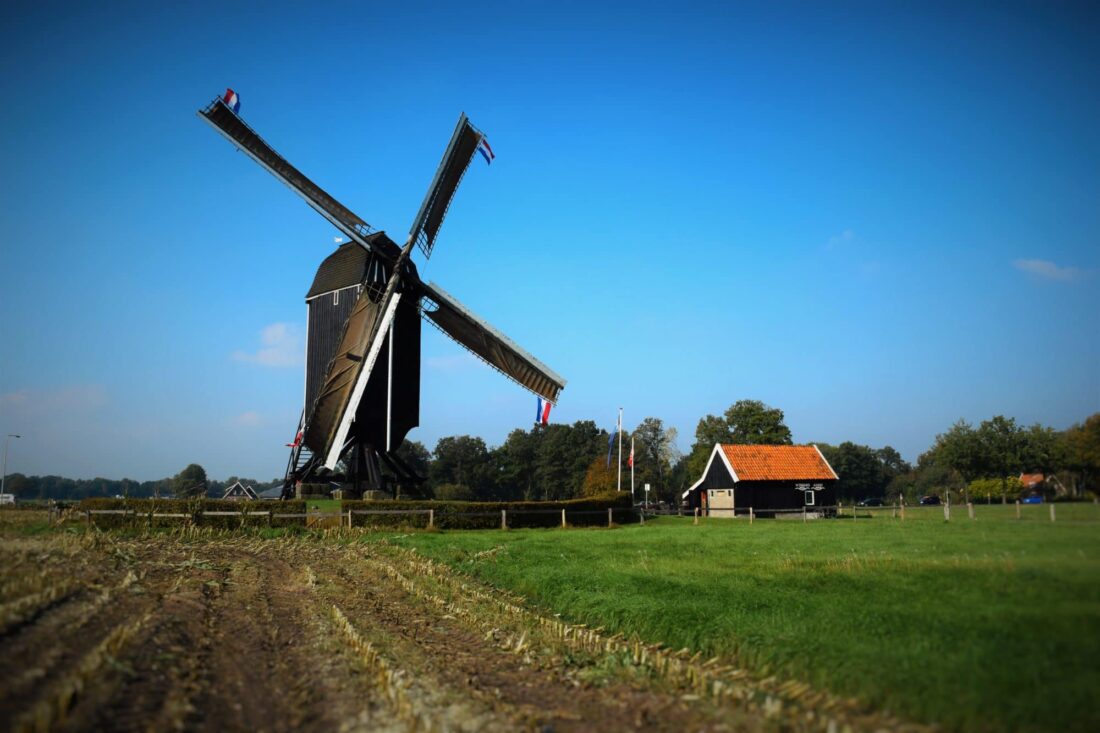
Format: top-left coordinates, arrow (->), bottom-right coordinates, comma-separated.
535,396 -> 552,425
285,431 -> 302,448
477,136 -> 495,165
223,88 -> 241,114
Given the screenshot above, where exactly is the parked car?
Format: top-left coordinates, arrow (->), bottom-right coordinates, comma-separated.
857,498 -> 885,507
919,495 -> 942,505
1022,494 -> 1043,504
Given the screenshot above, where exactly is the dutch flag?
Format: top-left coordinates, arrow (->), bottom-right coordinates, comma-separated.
223,88 -> 241,114
535,396 -> 552,425
477,136 -> 495,165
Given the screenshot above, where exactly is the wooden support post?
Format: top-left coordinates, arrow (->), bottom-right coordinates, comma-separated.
749,506 -> 754,524
944,504 -> 950,521
607,507 -> 613,528
900,502 -> 906,521
429,508 -> 435,529
347,509 -> 352,529
968,502 -> 975,520
561,508 -> 566,528
694,507 -> 699,526
639,506 -> 645,525
803,506 -> 807,523
1015,500 -> 1021,519
501,509 -> 507,530
1050,504 -> 1056,523
85,510 -> 90,527
892,504 -> 897,519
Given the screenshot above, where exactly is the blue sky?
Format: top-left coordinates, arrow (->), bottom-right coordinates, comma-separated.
1,0 -> 1097,481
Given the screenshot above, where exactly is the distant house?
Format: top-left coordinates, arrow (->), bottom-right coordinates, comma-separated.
222,481 -> 259,501
682,444 -> 839,517
1019,473 -> 1045,491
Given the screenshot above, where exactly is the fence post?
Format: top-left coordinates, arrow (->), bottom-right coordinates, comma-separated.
900,502 -> 905,521
694,507 -> 699,526
429,508 -> 435,529
1015,500 -> 1021,519
944,504 -> 950,522
639,506 -> 645,526
501,509 -> 507,530
1050,504 -> 1056,523
607,507 -> 613,528
560,508 -> 566,528
803,506 -> 807,523
749,506 -> 754,524
968,502 -> 975,520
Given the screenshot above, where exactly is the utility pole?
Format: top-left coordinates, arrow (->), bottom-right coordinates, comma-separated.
2,434 -> 22,498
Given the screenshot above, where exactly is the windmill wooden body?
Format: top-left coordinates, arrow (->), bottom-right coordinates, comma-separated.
198,97 -> 565,497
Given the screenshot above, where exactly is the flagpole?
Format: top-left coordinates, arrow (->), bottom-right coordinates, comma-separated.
630,436 -> 635,502
617,407 -> 622,493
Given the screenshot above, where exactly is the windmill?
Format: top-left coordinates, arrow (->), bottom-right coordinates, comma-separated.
198,94 -> 566,498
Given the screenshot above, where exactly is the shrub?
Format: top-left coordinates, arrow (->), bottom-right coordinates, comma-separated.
77,498 -> 307,528
342,493 -> 635,530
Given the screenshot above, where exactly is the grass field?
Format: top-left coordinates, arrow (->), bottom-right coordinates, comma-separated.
384,510 -> 1100,732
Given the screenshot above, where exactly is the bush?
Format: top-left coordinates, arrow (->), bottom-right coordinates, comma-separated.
77,498 -> 308,529
342,493 -> 635,530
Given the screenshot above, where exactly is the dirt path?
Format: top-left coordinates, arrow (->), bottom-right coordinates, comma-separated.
0,532 -> 927,733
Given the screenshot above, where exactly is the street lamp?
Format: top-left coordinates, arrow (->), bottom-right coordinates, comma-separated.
1,434 -> 21,498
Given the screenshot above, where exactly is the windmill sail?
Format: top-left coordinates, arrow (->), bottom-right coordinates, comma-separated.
420,282 -> 566,404
197,98 -> 377,249
408,113 -> 484,259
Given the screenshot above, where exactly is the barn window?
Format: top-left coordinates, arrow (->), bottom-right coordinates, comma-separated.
804,490 -> 815,506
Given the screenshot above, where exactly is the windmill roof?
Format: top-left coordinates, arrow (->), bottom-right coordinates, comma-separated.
306,233 -> 400,299
720,444 -> 838,482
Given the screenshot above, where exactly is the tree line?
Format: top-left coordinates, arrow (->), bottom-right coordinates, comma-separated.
7,401 -> 1098,504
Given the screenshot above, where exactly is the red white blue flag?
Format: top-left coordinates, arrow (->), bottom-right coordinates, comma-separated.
223,88 -> 241,114
478,136 -> 495,165
535,396 -> 551,425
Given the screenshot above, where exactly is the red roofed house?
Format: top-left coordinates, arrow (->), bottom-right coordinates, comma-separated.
1019,473 -> 1045,491
682,444 -> 839,517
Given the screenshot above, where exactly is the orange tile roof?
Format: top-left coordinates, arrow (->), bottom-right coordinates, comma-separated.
1019,473 -> 1044,486
720,444 -> 838,482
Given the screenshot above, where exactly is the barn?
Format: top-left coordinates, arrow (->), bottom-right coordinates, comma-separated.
682,444 -> 839,517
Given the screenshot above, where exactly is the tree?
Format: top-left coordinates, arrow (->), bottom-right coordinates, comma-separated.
1065,413 -> 1100,495
429,436 -> 494,499
581,457 -> 618,497
631,417 -> 680,500
492,428 -> 540,500
391,440 -> 432,498
724,400 -> 793,445
818,442 -> 887,502
686,400 -> 792,480
172,464 -> 208,499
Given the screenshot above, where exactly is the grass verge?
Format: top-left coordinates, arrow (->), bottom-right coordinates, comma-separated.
380,515 -> 1100,732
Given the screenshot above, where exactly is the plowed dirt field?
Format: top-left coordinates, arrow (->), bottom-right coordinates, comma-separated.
0,528 -> 922,732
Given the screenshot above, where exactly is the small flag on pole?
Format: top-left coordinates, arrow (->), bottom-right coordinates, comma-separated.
477,136 -> 495,165
535,396 -> 552,425
223,88 -> 241,114
628,439 -> 634,468
606,431 -> 615,468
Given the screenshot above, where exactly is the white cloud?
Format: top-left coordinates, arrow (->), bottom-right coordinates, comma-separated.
231,322 -> 303,367
1012,259 -> 1083,282
826,229 -> 855,249
231,411 -> 263,427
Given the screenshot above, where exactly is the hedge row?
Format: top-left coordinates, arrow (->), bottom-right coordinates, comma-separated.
342,493 -> 637,529
77,498 -> 308,529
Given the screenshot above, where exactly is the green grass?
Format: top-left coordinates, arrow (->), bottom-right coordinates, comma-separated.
379,514 -> 1100,732
305,498 -> 342,513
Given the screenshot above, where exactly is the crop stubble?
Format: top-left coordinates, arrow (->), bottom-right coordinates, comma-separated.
0,529 -> 926,732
